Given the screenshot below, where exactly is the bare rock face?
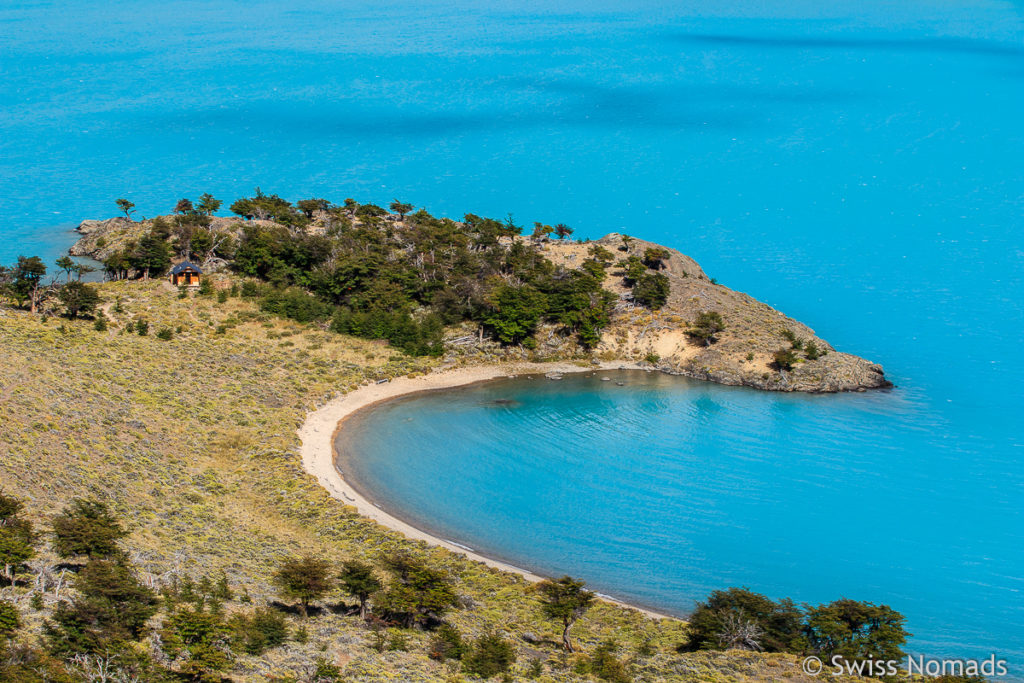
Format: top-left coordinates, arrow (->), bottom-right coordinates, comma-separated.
69,217 -> 149,260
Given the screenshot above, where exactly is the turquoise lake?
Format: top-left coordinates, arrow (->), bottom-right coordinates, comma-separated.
2,0 -> 1022,670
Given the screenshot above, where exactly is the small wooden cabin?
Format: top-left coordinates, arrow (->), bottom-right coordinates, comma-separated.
170,262 -> 202,288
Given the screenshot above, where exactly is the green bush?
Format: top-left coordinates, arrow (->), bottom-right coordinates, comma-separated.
428,623 -> 466,661
259,287 -> 334,323
772,348 -> 799,371
156,328 -> 173,341
632,273 -> 670,310
683,587 -> 803,653
0,600 -> 19,642
230,606 -> 288,655
462,632 -> 516,678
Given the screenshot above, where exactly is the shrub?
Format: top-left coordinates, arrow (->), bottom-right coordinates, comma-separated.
199,278 -> 214,296
428,623 -> 466,661
687,311 -> 725,346
217,290 -> 228,303
587,640 -> 630,683
260,287 -> 334,323
156,328 -> 173,341
462,632 -> 516,678
230,606 -> 288,655
805,341 -> 822,360
135,319 -> 149,336
632,273 -> 670,310
51,499 -> 127,560
644,352 -> 660,364
93,316 -> 107,332
0,600 -> 18,642
772,348 -> 799,371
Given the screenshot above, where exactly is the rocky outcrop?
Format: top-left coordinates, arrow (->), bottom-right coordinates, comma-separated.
69,217 -> 149,261
572,234 -> 890,393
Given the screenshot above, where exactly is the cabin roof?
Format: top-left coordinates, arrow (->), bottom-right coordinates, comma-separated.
171,262 -> 202,275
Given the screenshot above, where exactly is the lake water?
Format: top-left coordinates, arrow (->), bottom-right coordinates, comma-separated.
3,0 -> 1022,671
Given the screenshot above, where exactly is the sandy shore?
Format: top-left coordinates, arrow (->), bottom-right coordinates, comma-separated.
298,360 -> 674,620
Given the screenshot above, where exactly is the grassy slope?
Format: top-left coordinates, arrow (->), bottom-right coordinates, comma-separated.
0,279 -> 870,682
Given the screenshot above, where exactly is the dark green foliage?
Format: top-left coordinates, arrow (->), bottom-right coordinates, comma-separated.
273,556 -> 333,618
260,287 -> 334,323
428,623 -> 466,661
135,319 -> 149,336
156,328 -> 173,341
198,277 -> 214,296
642,247 -> 671,270
804,599 -> 909,664
542,270 -> 616,348
229,606 -> 288,655
390,200 -> 414,219
586,640 -> 631,683
30,592 -> 44,611
0,600 -> 19,641
772,348 -> 799,371
46,558 -> 158,655
483,283 -> 547,345
462,632 -> 516,678
339,560 -> 382,620
687,311 -> 725,346
55,255 -> 76,281
684,587 -> 803,652
0,492 -> 36,585
537,576 -> 594,652
217,289 -> 228,303
51,499 -> 127,561
312,658 -> 344,682
10,256 -> 47,311
161,606 -> 233,681
131,232 -> 171,278
805,340 -> 824,360
632,272 -> 670,310
618,256 -> 646,285
331,308 -> 444,356
377,552 -> 458,629
93,314 -> 108,332
553,223 -> 574,240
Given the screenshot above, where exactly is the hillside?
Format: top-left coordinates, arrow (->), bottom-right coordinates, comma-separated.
68,202 -> 890,394
0,283 -> 884,682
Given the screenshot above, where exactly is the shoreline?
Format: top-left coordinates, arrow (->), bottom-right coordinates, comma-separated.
298,360 -> 677,620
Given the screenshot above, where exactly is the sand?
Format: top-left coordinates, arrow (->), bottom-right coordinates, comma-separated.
298,360 -> 674,619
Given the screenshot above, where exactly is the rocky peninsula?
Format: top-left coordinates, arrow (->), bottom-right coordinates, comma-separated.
70,203 -> 889,394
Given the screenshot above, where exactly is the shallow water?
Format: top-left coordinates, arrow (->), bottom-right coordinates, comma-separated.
343,370 -> 1024,668
3,0 -> 1023,670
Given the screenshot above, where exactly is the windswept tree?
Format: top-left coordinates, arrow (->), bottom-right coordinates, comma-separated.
389,200 -> 414,220
537,576 -> 594,652
174,198 -> 194,215
273,555 -> 333,618
196,192 -> 222,216
531,222 -> 554,243
339,560 -> 382,620
553,223 -> 574,240
115,198 -> 136,220
0,492 -> 36,586
297,198 -> 329,219
51,499 -> 128,561
642,247 -> 671,270
130,233 -> 171,279
687,311 -> 725,346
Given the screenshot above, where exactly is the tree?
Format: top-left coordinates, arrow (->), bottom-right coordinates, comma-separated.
377,552 -> 458,628
531,222 -> 554,242
684,587 -> 803,652
174,198 -> 194,215
804,599 -> 909,664
196,193 -> 222,216
0,493 -> 35,586
687,311 -> 725,346
389,200 -> 414,220
273,556 -> 332,618
297,198 -> 329,219
0,600 -> 19,642
537,576 -> 594,652
772,348 -> 799,371
72,263 -> 96,281
642,247 -> 670,270
483,283 -> 547,345
462,632 -> 516,678
339,560 -> 382,620
57,281 -> 100,319
115,198 -> 136,220
55,255 -> 76,282
130,233 -> 171,279
51,499 -> 127,561
632,273 -> 670,310
553,223 -> 574,240
12,256 -> 47,313
46,558 -> 158,655
161,605 -> 233,680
